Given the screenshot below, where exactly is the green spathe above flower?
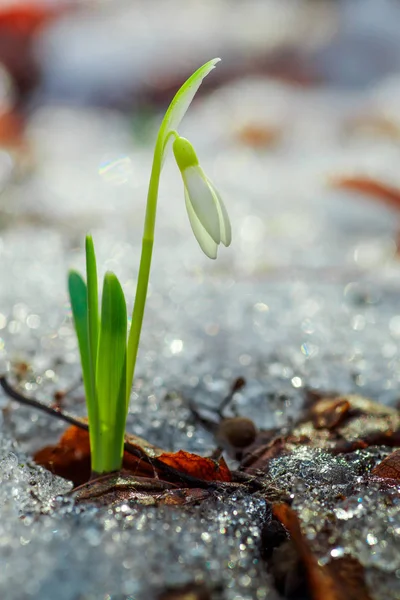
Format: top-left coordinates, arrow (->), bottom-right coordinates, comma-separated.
173,136 -> 232,259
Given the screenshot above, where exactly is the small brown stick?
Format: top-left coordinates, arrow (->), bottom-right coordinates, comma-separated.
0,376 -> 86,429
188,377 -> 257,458
218,376 -> 246,416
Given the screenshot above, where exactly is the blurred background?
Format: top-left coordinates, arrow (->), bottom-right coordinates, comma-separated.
3,0 -> 400,419
2,0 -> 400,247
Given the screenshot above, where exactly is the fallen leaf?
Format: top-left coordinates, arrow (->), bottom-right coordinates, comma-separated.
73,472 -> 211,507
311,397 -> 351,430
242,394 -> 400,474
242,434 -> 310,473
156,488 -> 211,506
73,472 -> 173,506
272,503 -> 372,600
371,449 -> 400,481
34,426 -> 91,486
294,395 -> 400,453
157,450 -> 231,482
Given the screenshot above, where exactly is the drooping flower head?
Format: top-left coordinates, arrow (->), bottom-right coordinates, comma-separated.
173,136 -> 231,259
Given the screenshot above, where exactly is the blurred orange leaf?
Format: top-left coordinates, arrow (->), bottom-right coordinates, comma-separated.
235,124 -> 280,148
331,176 -> 400,210
0,111 -> 25,147
0,3 -> 65,35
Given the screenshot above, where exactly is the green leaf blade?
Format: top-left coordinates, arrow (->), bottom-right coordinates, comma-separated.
85,235 -> 101,472
96,272 -> 127,473
113,353 -> 127,469
68,270 -> 99,467
68,271 -> 90,401
86,235 -> 99,377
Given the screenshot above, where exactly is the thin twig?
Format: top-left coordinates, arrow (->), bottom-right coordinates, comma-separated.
0,376 -> 88,430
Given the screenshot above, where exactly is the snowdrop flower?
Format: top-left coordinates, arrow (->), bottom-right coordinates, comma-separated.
173,135 -> 232,259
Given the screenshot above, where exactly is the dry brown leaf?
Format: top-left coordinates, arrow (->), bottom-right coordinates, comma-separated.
371,448 -> 400,481
242,393 -> 400,474
72,472 -> 210,507
273,503 -> 372,600
157,450 -> 231,483
156,487 -> 211,506
34,426 -> 91,486
242,433 -> 310,473
311,397 -> 351,430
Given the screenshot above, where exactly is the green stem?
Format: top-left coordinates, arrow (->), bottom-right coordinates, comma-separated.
126,140 -> 162,402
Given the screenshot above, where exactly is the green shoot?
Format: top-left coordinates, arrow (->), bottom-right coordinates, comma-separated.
68,271 -> 99,467
85,235 -> 100,467
68,58 -> 231,475
96,273 -> 127,472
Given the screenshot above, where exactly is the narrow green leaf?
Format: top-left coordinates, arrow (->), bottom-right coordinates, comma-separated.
68,270 -> 100,471
86,235 -> 99,377
112,353 -> 127,468
96,272 -> 127,473
85,235 -> 101,472
68,271 -> 90,401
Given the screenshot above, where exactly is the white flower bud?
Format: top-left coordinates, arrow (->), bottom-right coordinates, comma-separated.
173,136 -> 232,259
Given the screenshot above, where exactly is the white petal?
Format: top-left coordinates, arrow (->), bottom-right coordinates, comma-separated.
183,166 -> 221,244
207,179 -> 232,247
185,188 -> 218,259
